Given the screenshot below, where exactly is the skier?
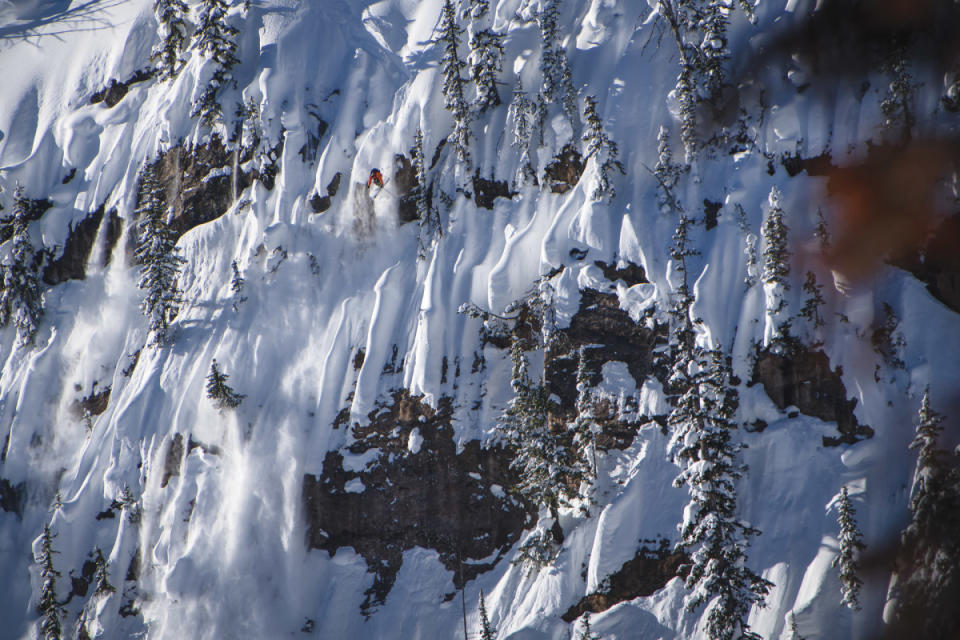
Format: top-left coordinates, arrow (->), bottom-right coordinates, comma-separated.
367,168 -> 384,189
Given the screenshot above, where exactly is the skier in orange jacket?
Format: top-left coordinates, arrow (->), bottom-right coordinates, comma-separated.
367,168 -> 384,189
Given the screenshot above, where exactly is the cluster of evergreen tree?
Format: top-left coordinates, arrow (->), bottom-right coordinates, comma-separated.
435,0 -> 624,203
656,0 -> 756,159
665,209 -> 770,640
135,164 -> 184,346
0,186 -> 45,346
151,0 -> 241,126
191,0 -> 241,126
152,0 -> 190,80
537,0 -> 578,129
485,280 -> 597,569
438,0 -> 474,167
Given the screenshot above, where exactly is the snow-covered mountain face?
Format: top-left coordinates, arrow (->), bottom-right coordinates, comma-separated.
1,0 -> 960,638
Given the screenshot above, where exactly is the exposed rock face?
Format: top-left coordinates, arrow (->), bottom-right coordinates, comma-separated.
561,539 -> 686,622
592,260 -> 648,287
150,138 -> 254,238
310,172 -> 343,215
89,69 -> 154,108
472,173 -> 515,210
302,391 -> 530,614
69,384 -> 111,420
161,434 -> 185,489
392,154 -> 418,223
44,206 -> 121,285
0,478 -> 25,517
544,144 -> 584,193
751,344 -> 873,446
549,288 -> 660,408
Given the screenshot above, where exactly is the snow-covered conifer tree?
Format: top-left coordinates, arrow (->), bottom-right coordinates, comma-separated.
35,525 -> 64,640
582,96 -> 625,202
467,0 -> 503,113
230,260 -> 246,312
478,590 -> 495,640
908,389 -> 948,522
0,186 -> 45,346
654,125 -> 684,212
657,0 -> 755,159
206,359 -> 245,409
698,1 -> 731,100
413,128 -> 441,255
151,0 -> 190,80
537,0 -> 578,127
191,0 -> 240,127
135,164 -> 184,346
762,186 -> 791,347
438,0 -> 472,166
668,347 -> 770,640
576,612 -> 598,640
508,80 -> 537,184
667,212 -> 699,380
572,347 -> 599,482
833,486 -> 865,610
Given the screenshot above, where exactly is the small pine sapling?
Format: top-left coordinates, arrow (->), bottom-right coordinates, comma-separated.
206,359 -> 246,409
119,486 -> 142,524
576,612 -> 599,640
230,260 -> 247,311
814,208 -> 831,254
832,486 -> 866,610
799,271 -> 825,329
478,590 -> 496,640
653,125 -> 684,213
581,96 -> 625,202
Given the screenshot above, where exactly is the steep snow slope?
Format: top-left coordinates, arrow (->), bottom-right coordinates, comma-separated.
0,1 -> 958,639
